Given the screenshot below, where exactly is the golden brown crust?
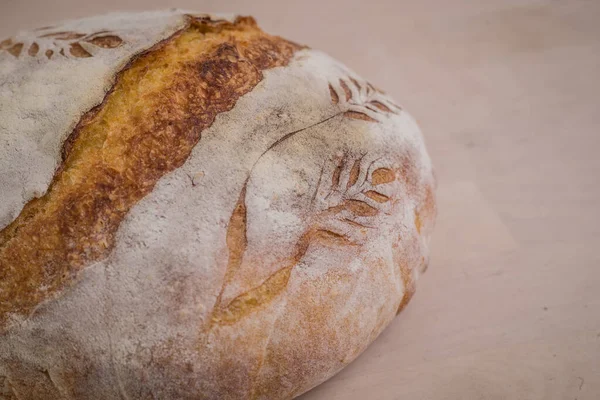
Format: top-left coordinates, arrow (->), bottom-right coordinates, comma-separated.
390,155 -> 436,315
0,16 -> 301,328
395,261 -> 417,315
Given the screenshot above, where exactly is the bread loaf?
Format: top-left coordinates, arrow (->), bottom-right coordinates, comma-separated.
0,10 -> 436,399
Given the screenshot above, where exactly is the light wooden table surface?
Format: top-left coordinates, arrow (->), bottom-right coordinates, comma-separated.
2,0 -> 599,399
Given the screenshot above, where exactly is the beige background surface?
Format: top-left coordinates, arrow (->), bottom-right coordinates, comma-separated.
1,0 -> 599,399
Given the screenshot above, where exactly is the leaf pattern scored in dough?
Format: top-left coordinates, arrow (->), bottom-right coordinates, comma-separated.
1,27 -> 123,60
211,151 -> 399,326
207,72 -> 406,325
329,77 -> 403,122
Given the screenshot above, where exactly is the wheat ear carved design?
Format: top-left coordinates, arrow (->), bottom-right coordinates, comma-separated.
1,28 -> 123,59
210,118 -> 398,327
329,76 -> 402,122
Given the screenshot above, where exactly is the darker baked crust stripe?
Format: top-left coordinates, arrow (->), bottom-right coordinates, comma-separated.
0,16 -> 301,328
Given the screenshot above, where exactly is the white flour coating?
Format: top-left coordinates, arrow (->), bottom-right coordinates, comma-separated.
0,10 -> 234,230
0,10 -> 435,400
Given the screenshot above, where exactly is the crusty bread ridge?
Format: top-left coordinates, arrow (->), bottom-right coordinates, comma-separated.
0,10 -> 436,400
0,13 -> 300,331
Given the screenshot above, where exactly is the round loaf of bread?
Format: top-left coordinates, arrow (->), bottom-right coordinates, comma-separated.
0,10 -> 436,400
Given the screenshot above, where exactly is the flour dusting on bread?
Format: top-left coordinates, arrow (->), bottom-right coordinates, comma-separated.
0,11 -> 435,400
